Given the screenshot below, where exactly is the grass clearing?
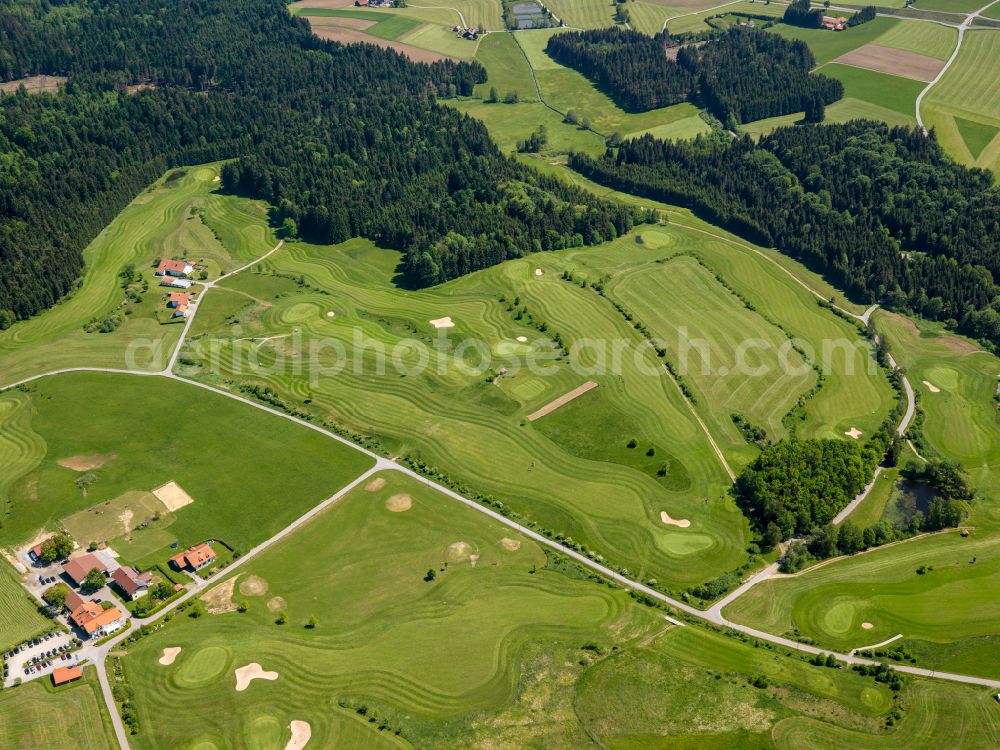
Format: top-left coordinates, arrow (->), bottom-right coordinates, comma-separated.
0,372 -> 373,565
0,561 -> 50,651
472,31 -> 536,99
0,164 -> 275,387
0,668 -> 117,750
818,63 -> 925,117
741,96 -> 915,138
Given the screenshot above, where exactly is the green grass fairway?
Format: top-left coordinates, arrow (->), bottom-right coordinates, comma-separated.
818,63 -> 925,117
291,8 -> 421,39
0,668 -> 116,750
954,115 -> 1000,158
472,31 -> 537,100
924,29 -> 1000,172
609,255 -> 817,467
184,235 -> 752,589
450,100 -> 605,154
0,164 -> 275,387
545,0 -> 616,27
723,528 -> 1000,676
0,561 -> 50,651
117,471 -> 948,747
0,372 -> 373,563
772,17 -> 900,65
773,680 -> 1000,749
874,311 -> 1000,500
120,472 -> 632,748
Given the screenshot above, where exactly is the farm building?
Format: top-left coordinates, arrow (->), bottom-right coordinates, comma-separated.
167,291 -> 193,318
69,601 -> 127,638
28,539 -> 51,562
62,553 -> 107,587
169,542 -> 216,571
64,589 -> 86,612
160,276 -> 193,289
822,15 -> 847,30
111,566 -> 152,599
156,259 -> 193,277
51,665 -> 83,686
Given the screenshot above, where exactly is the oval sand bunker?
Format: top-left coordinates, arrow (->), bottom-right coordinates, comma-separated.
861,622 -> 874,630
234,662 -> 279,691
365,477 -> 387,492
158,647 -> 181,666
385,493 -> 412,512
285,721 -> 312,750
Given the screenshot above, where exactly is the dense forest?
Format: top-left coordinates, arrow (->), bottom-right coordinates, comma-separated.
0,0 -> 636,323
569,122 -> 1000,348
545,27 -> 842,123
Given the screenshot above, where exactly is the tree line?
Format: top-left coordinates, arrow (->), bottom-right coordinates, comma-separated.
0,0 -> 637,323
545,27 -> 842,124
569,121 -> 1000,350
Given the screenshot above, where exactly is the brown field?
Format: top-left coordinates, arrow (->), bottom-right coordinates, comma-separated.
288,0 -> 358,9
0,75 -> 67,94
313,15 -> 376,30
834,44 -> 945,82
308,25 -> 456,62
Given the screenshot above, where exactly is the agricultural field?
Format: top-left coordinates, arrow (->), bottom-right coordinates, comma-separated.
544,0 -> 617,27
0,561 -> 50,652
819,63 -> 925,117
923,29 -> 1000,172
0,668 -> 117,750
772,17 -> 901,65
0,164 -> 274,388
0,372 -> 372,567
114,470 -> 979,749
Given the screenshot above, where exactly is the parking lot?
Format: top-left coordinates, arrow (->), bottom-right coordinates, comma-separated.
3,631 -> 80,687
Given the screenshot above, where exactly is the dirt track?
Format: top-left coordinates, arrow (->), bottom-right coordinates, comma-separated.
527,380 -> 598,421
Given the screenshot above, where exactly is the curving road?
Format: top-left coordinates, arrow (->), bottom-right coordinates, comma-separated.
915,0 -> 1000,133
2,238 -> 988,750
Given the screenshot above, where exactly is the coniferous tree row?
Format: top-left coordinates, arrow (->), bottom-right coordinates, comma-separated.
545,27 -> 842,123
0,0 -> 638,323
569,122 -> 1000,349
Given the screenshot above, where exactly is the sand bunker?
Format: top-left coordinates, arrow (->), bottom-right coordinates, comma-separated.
239,575 -> 269,597
201,578 -> 238,614
364,477 -> 387,492
447,541 -> 474,563
499,538 -> 521,551
660,511 -> 691,528
58,453 -> 118,471
285,721 -> 312,750
922,380 -> 941,393
534,268 -> 543,276
844,427 -> 863,440
516,336 -> 528,343
213,175 -> 221,183
267,596 -> 287,613
234,663 -> 279,691
158,647 -> 182,666
429,316 -> 455,329
861,622 -> 874,630
152,481 -> 194,511
326,311 -> 336,318
385,493 -> 412,512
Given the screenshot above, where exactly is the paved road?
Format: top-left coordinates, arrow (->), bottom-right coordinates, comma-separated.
915,0 -> 1000,132
4,239 -> 995,750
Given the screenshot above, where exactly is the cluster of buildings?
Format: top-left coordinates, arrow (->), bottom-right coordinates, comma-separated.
155,259 -> 198,317
822,15 -> 848,30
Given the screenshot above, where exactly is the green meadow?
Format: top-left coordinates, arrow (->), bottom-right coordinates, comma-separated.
0,668 -> 116,750
772,17 -> 900,65
0,164 -> 276,387
544,0 -> 617,27
116,470 -> 988,749
924,29 -> 1000,172
0,372 -> 372,565
0,560 -> 50,651
290,8 -> 421,39
819,63 -> 925,117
